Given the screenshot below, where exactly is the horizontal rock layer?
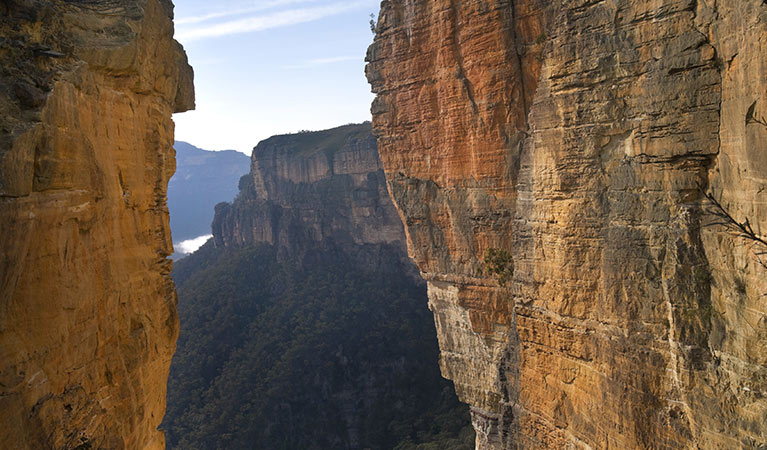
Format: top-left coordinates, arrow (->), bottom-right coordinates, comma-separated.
0,1 -> 193,448
367,0 -> 767,448
212,123 -> 406,259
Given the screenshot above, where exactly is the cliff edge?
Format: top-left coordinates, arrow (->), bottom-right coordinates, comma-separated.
212,123 -> 406,261
367,1 -> 767,448
0,0 -> 193,448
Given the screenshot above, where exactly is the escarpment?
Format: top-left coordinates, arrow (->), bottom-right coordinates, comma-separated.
212,123 -> 406,260
0,1 -> 193,448
367,1 -> 767,449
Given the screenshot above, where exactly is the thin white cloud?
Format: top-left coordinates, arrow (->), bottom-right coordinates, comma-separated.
190,57 -> 227,66
175,234 -> 212,254
310,56 -> 358,64
175,0 -> 320,26
175,1 -> 370,42
282,55 -> 359,69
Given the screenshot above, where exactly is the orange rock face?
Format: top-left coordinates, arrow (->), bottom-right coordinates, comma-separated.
0,1 -> 193,448
368,1 -> 767,448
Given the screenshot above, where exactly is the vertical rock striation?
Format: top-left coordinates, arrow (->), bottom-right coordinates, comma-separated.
0,1 -> 193,448
367,0 -> 767,448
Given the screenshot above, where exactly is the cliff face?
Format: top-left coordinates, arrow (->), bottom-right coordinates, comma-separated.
0,1 -> 193,448
367,1 -> 767,448
212,123 -> 406,259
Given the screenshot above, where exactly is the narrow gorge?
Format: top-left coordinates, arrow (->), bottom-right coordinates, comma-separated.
164,123 -> 473,449
367,1 -> 767,448
1,0 -> 766,448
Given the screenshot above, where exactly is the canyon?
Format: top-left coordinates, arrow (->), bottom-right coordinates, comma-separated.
1,0 -> 766,448
164,123 -> 472,449
0,0 -> 192,448
367,0 -> 767,448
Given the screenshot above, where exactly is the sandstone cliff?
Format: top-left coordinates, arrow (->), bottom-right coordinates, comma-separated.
367,1 -> 767,448
0,1 -> 193,448
212,123 -> 406,261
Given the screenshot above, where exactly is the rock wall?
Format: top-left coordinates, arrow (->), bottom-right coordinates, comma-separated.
212,123 -> 406,259
0,1 -> 193,448
367,0 -> 767,448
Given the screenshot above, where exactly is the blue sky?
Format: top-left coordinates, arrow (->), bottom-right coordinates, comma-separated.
172,0 -> 380,154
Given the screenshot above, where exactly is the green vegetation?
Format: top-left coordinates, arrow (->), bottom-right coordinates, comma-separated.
260,122 -> 374,158
483,247 -> 514,287
163,242 -> 473,450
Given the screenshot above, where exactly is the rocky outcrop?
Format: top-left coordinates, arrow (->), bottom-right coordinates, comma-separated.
212,123 -> 406,260
0,1 -> 193,448
367,1 -> 767,448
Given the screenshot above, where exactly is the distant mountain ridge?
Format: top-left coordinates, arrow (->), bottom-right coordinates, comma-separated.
169,141 -> 251,249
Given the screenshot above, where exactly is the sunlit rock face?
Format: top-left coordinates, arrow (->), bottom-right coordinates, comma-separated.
0,0 -> 193,448
367,1 -> 767,448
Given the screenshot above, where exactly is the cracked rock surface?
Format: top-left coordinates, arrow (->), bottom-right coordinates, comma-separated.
367,1 -> 767,448
0,0 -> 193,448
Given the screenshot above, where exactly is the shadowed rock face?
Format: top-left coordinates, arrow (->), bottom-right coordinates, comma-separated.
367,1 -> 767,448
0,0 -> 193,448
212,123 -> 407,260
